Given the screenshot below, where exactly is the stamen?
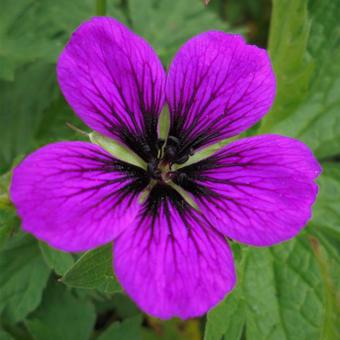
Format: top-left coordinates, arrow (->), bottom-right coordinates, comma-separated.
175,172 -> 188,186
147,159 -> 161,179
163,135 -> 195,165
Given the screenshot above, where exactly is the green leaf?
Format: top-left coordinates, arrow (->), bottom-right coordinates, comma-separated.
206,236 -> 337,340
0,208 -> 18,249
0,62 -> 58,171
142,318 -> 201,340
26,280 -> 96,340
309,237 -> 340,340
0,329 -> 15,340
34,96 -> 89,145
98,315 -> 142,340
310,162 -> 340,249
0,234 -> 50,322
128,0 -> 231,65
204,286 -> 245,340
243,238 -> 325,340
39,242 -> 74,276
260,0 -> 340,159
0,0 -> 126,68
0,55 -> 15,81
62,244 -> 121,294
0,0 -> 92,65
89,132 -> 146,169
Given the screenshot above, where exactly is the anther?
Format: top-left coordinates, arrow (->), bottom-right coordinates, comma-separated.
147,159 -> 161,179
167,136 -> 180,146
165,145 -> 177,160
175,172 -> 188,185
141,143 -> 152,155
175,154 -> 190,164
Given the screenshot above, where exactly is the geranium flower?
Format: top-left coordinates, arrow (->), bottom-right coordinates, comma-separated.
10,17 -> 321,319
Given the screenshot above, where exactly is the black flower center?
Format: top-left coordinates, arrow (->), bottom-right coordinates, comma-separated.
145,136 -> 194,184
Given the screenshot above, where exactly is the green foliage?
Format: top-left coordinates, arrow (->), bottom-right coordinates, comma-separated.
0,0 -> 93,66
260,0 -> 340,160
205,236 -> 339,340
26,280 -> 96,340
0,329 -> 15,340
39,242 -> 75,276
205,0 -> 340,339
0,234 -> 50,322
97,315 -> 142,340
0,205 -> 18,249
62,244 -> 121,294
0,63 -> 58,171
205,286 -> 245,340
128,0 -> 230,65
0,0 -> 339,339
311,163 -> 340,252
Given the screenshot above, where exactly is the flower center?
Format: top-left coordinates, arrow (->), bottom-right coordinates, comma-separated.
147,158 -> 173,182
146,135 -> 194,183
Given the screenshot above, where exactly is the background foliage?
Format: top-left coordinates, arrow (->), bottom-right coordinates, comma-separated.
0,0 -> 339,339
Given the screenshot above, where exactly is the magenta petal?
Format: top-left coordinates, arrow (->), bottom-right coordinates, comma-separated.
166,32 -> 276,151
57,17 -> 166,159
177,135 -> 321,246
113,185 -> 236,319
10,142 -> 148,252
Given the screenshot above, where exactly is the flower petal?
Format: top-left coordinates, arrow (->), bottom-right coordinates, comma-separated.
175,135 -> 321,246
10,142 -> 149,252
166,32 -> 275,160
57,17 -> 166,161
114,184 -> 236,319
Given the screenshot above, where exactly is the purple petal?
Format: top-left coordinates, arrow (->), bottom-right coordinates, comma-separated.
166,32 -> 275,154
57,17 -> 166,161
10,142 -> 148,252
175,135 -> 321,246
113,184 -> 236,319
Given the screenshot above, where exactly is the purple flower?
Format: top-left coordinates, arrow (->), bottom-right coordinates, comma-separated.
10,17 -> 321,319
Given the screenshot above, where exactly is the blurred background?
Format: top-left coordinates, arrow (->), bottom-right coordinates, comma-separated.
0,0 -> 339,339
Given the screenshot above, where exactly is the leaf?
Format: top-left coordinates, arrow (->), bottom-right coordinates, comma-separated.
206,236 -> 337,340
0,0 -> 92,65
0,208 -> 18,249
98,315 -> 142,340
0,55 -> 15,81
310,162 -> 340,250
143,317 -> 201,340
243,237 -> 325,340
260,0 -> 340,159
0,329 -> 15,340
0,0 -> 126,69
0,62 -> 58,171
204,286 -> 245,340
0,234 -> 50,322
26,280 -> 96,340
34,96 -> 89,145
62,244 -> 121,294
39,242 -> 74,276
309,237 -> 340,340
128,0 -> 231,65
307,160 -> 340,329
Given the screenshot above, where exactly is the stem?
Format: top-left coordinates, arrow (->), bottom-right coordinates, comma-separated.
96,0 -> 106,16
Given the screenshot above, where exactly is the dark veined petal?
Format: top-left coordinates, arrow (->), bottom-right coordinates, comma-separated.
175,135 -> 321,246
57,17 -> 166,161
166,32 -> 275,161
10,142 -> 149,252
113,184 -> 236,319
